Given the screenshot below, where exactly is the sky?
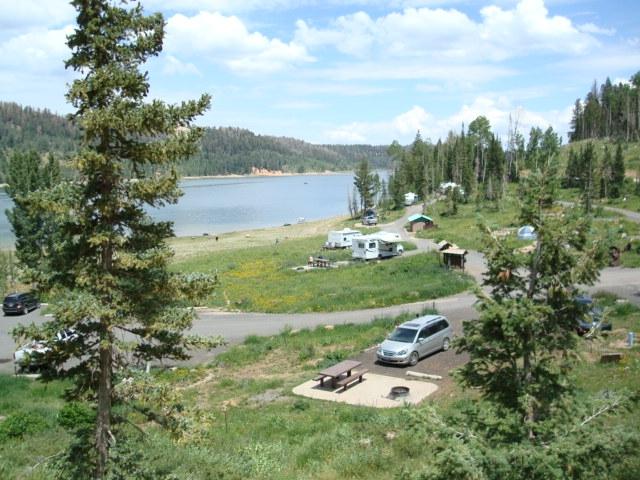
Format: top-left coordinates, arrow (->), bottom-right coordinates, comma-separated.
0,0 -> 638,146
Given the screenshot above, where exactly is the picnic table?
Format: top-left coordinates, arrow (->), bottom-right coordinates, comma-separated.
314,359 -> 368,391
308,256 -> 331,268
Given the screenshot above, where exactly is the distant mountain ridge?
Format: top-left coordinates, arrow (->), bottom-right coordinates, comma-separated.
0,102 -> 391,181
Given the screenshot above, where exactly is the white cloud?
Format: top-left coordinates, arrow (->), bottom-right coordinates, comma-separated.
324,97 -> 573,145
165,12 -> 313,74
0,0 -> 75,30
318,62 -> 513,83
295,0 -> 599,62
578,23 -> 615,36
163,55 -> 202,76
392,106 -> 433,136
0,26 -> 74,73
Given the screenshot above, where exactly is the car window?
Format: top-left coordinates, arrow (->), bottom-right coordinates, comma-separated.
389,327 -> 418,343
436,320 -> 448,331
420,325 -> 438,339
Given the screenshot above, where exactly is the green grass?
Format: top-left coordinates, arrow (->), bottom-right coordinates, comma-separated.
172,234 -> 471,313
0,377 -> 70,479
417,194 -> 527,251
1,300 -> 639,479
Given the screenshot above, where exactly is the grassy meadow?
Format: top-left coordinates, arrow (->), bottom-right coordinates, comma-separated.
171,233 -> 471,313
1,299 -> 638,479
417,188 -> 640,267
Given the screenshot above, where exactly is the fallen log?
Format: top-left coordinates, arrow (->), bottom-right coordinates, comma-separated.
406,371 -> 442,380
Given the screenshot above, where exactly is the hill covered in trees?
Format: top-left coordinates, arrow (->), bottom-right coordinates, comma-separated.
185,127 -> 391,175
0,102 -> 390,182
569,71 -> 640,142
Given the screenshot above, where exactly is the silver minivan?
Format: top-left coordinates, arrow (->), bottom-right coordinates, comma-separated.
376,315 -> 452,366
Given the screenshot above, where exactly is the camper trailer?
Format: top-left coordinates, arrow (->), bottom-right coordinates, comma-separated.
404,192 -> 417,206
352,232 -> 404,260
325,229 -> 362,249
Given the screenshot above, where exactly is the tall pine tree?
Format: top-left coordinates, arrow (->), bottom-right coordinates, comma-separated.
456,162 -> 605,436
13,1 -> 217,476
5,150 -> 61,283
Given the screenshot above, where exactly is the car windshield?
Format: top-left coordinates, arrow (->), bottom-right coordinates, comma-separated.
388,327 -> 418,343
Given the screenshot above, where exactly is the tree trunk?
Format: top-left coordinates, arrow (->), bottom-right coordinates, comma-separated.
96,338 -> 112,479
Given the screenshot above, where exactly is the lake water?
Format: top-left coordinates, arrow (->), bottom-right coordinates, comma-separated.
0,174 -> 367,248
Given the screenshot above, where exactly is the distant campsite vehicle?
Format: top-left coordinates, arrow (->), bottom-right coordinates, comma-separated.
517,225 -> 537,240
325,229 -> 362,249
352,232 -> 404,260
439,182 -> 465,196
362,208 -> 378,226
404,192 -> 418,206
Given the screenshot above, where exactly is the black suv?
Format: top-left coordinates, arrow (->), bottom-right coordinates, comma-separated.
3,292 -> 40,315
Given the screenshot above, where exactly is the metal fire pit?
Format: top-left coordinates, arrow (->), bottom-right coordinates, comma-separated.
389,386 -> 410,399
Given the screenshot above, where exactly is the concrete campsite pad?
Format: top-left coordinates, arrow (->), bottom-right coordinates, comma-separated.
292,373 -> 438,408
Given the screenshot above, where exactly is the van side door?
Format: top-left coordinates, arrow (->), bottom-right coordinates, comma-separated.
417,325 -> 435,356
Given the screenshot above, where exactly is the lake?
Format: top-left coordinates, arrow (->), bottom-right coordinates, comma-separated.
0,173 -> 370,249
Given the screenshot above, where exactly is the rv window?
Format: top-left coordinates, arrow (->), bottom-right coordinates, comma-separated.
369,242 -> 376,248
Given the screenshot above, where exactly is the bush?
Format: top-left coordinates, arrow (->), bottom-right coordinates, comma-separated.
57,402 -> 95,431
0,411 -> 48,440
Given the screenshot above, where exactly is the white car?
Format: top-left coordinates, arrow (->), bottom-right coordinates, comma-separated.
13,329 -> 79,373
376,315 -> 452,366
13,340 -> 51,373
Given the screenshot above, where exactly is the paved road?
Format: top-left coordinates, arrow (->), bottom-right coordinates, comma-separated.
2,204 -> 640,373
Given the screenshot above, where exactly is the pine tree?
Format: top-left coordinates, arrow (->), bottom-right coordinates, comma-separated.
599,146 -> 612,199
610,142 -> 625,198
456,162 -> 606,436
5,150 -> 61,282
579,143 -> 597,213
353,158 -> 376,211
12,2 -> 217,477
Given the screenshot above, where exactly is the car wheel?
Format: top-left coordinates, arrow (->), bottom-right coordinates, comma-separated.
442,337 -> 450,351
23,306 -> 29,315
409,351 -> 419,366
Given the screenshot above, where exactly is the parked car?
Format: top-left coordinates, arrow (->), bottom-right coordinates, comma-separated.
362,208 -> 378,225
13,340 -> 51,373
377,315 -> 452,366
3,292 -> 40,315
13,328 -> 79,373
575,294 -> 611,336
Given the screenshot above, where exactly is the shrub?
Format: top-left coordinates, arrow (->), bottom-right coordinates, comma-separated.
0,411 -> 48,440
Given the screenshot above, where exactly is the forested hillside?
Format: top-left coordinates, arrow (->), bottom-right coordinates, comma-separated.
569,71 -> 640,142
0,102 -> 390,182
183,127 -> 391,175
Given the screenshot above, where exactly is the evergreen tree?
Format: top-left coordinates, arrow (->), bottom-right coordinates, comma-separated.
456,162 -> 606,436
563,149 -> 581,188
598,146 -> 612,199
13,2 -> 217,477
483,135 -> 505,202
353,158 -> 376,211
580,142 -> 597,213
610,142 -> 625,198
387,170 -> 405,210
5,150 -> 61,282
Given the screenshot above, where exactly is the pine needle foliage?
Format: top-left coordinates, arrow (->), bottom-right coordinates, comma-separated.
12,1 -> 218,476
456,163 -> 607,433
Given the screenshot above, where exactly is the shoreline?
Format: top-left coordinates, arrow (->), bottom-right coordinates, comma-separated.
182,170 -> 353,180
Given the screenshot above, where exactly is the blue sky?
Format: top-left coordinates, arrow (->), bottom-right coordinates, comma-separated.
0,0 -> 638,145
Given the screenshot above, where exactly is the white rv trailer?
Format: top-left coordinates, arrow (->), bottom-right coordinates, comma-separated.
325,228 -> 362,249
352,232 -> 404,260
404,192 -> 417,206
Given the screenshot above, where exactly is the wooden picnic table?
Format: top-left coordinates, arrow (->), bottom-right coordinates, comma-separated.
316,359 -> 362,389
308,256 -> 331,268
